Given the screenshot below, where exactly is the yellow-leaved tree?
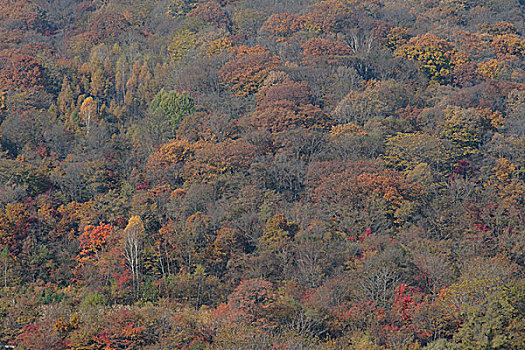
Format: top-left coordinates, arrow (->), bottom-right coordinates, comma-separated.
79,96 -> 97,134
123,216 -> 145,295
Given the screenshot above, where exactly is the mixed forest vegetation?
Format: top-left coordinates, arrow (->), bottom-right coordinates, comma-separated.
0,0 -> 524,348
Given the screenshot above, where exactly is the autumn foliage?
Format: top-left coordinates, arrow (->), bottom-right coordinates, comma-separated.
0,0 -> 524,348
219,45 -> 281,96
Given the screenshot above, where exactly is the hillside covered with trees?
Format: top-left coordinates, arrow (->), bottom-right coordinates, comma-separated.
0,0 -> 524,348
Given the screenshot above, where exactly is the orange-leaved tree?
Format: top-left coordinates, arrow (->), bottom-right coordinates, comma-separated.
219,45 -> 281,96
252,76 -> 332,133
75,223 -> 113,284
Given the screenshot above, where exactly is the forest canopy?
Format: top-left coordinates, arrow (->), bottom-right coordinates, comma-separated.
0,0 -> 524,349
